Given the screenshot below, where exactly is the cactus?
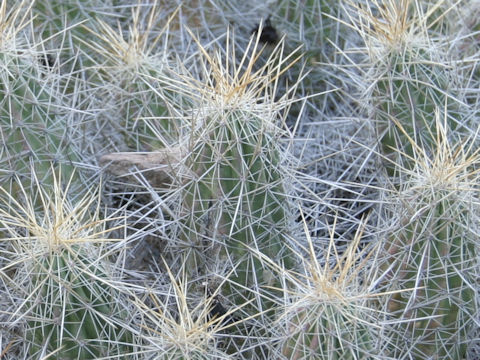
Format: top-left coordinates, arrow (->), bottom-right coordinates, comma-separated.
379,121 -> 478,359
0,0 -> 79,195
345,1 -> 479,358
280,302 -> 375,360
261,216 -> 382,359
182,108 -> 290,290
275,0 -> 346,124
1,1 -> 479,359
131,259 -> 253,359
31,0 -> 113,40
0,169 -> 134,359
163,32 -> 302,315
79,4 -> 179,152
25,246 -> 133,359
275,0 -> 340,66
373,49 -> 462,176
344,0 -> 464,175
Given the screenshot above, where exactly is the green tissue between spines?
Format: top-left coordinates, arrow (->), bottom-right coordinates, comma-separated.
346,2 -> 479,358
0,169 -> 134,359
27,245 -> 133,360
0,2 -> 78,196
182,108 -> 293,301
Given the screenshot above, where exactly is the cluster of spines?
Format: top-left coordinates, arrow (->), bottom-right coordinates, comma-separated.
0,0 -> 479,359
344,0 -> 479,358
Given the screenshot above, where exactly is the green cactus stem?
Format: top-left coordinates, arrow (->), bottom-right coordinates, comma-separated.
182,107 -> 293,301
0,169 -> 134,359
383,187 -> 476,359
78,5 -> 179,151
0,1 -> 78,195
26,245 -> 133,359
373,50 -> 462,176
345,2 -> 478,357
271,217 -> 380,359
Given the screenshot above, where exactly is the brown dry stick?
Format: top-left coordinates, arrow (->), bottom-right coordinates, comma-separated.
99,146 -> 184,187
